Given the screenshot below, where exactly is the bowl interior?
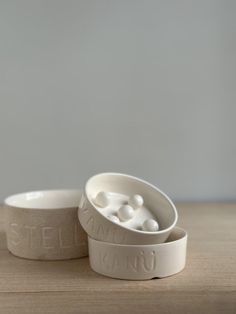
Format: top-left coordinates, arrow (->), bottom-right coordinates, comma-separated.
86,173 -> 177,231
5,190 -> 82,209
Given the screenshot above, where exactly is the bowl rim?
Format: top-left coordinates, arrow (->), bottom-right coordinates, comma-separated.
88,227 -> 187,248
4,189 -> 82,210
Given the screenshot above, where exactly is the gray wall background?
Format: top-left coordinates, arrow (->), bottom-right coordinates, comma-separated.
0,0 -> 235,202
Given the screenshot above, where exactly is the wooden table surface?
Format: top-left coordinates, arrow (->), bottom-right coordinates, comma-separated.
0,203 -> 235,314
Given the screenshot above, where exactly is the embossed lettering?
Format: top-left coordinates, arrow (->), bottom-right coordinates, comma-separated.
83,212 -> 127,243
9,223 -> 20,246
41,227 -> 55,249
24,225 -> 37,248
139,250 -> 156,272
99,250 -> 157,274
97,224 -> 110,239
100,252 -> 120,271
126,255 -> 138,272
86,215 -> 95,230
112,229 -> 127,244
58,227 -> 72,249
8,222 -> 83,250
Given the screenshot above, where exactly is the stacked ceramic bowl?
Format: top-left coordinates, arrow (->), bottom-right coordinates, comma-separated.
3,172 -> 187,280
4,190 -> 88,260
78,173 -> 187,280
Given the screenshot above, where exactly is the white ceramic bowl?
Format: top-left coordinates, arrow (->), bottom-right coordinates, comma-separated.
88,227 -> 187,280
78,173 -> 178,244
4,189 -> 88,260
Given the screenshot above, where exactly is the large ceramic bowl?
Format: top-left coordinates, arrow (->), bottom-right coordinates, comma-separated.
4,189 -> 88,260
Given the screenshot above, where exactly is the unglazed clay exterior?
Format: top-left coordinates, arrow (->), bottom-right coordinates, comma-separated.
4,190 -> 88,260
78,173 -> 178,244
88,227 -> 187,280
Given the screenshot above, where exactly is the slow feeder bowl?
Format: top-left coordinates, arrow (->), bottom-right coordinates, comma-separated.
78,173 -> 178,245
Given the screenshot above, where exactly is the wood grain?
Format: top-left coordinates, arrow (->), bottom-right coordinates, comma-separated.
0,203 -> 235,313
